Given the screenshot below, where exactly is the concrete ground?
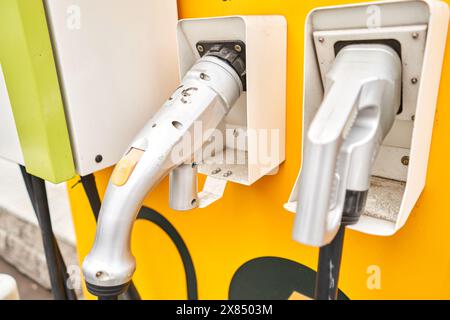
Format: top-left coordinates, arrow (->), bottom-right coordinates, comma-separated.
0,257 -> 52,300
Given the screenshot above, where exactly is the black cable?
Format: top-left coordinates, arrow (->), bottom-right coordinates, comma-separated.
137,207 -> 198,300
314,190 -> 368,300
119,281 -> 141,301
19,166 -> 77,300
315,226 -> 346,300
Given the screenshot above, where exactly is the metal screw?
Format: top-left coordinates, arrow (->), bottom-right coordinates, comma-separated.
212,168 -> 222,175
95,271 -> 103,278
234,44 -> 242,53
199,73 -> 210,81
191,199 -> 197,206
412,32 -> 419,39
411,77 -> 418,84
95,155 -> 103,163
197,45 -> 204,53
401,156 -> 410,166
318,37 -> 325,43
223,171 -> 233,178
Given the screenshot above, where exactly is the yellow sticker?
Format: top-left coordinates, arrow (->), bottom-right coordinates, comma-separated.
112,148 -> 144,186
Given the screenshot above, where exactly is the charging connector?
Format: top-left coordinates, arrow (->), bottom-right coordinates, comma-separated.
82,42 -> 245,297
293,44 -> 402,247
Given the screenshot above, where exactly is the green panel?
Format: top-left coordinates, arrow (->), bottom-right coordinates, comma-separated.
0,0 -> 75,183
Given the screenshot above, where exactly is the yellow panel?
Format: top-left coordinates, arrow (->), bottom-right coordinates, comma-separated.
289,291 -> 312,300
68,0 -> 450,300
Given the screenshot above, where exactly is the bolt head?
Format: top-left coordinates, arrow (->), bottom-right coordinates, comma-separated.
411,77 -> 418,84
95,155 -> 103,163
234,44 -> 242,53
412,32 -> 419,39
197,45 -> 204,53
318,37 -> 325,43
223,171 -> 233,178
401,156 -> 410,166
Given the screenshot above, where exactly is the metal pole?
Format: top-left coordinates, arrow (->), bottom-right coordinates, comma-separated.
19,166 -> 76,299
80,174 -> 101,221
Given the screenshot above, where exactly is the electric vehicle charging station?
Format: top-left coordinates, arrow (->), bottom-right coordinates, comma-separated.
285,0 -> 449,299
82,15 -> 287,300
2,0 -> 450,303
0,0 -> 179,299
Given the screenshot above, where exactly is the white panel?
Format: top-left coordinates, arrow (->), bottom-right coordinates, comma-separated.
44,0 -> 179,176
0,64 -> 24,165
177,16 -> 287,185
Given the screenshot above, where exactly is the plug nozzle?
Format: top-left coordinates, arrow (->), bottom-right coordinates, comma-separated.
294,44 -> 401,247
82,52 -> 244,292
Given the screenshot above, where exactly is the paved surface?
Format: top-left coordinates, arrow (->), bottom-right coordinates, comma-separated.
0,257 -> 52,300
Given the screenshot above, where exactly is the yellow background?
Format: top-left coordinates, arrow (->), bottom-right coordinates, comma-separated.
68,0 -> 450,300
